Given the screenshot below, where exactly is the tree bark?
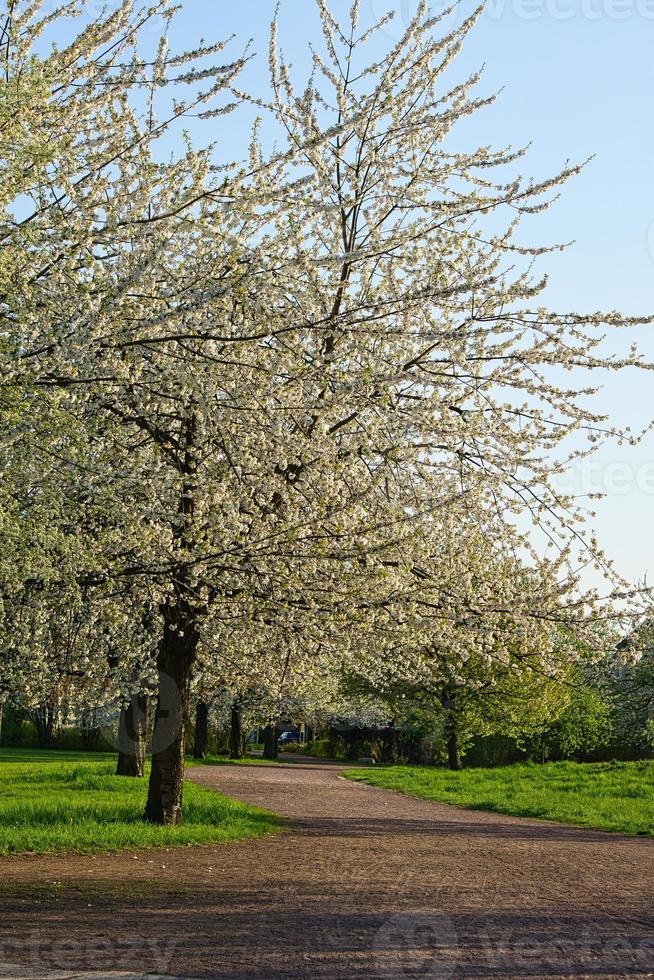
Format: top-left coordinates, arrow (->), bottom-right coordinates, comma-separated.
144,410 -> 202,824
116,693 -> 149,777
262,723 -> 278,760
144,604 -> 198,825
441,690 -> 463,771
81,708 -> 102,752
229,702 -> 244,759
193,700 -> 210,760
33,706 -> 58,748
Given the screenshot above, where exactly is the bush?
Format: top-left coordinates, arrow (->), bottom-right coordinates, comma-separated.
288,738 -> 347,759
465,735 -> 528,768
309,739 -> 337,758
0,706 -> 38,747
360,738 -> 384,762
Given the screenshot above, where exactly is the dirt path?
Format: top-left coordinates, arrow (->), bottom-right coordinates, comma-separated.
1,757 -> 653,979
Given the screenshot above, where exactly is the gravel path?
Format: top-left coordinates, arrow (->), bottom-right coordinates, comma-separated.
1,756 -> 653,979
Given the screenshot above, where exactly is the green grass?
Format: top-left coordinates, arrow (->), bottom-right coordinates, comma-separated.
343,759 -> 654,837
0,747 -> 282,855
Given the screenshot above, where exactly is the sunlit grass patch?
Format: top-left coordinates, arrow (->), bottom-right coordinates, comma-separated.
0,748 -> 282,855
343,760 -> 654,837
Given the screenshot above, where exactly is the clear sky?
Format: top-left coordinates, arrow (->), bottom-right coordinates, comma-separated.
65,1 -> 654,587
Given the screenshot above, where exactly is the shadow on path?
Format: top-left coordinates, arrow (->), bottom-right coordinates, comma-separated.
0,758 -> 652,979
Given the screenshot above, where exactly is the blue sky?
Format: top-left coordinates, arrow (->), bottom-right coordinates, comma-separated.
59,1 -> 654,587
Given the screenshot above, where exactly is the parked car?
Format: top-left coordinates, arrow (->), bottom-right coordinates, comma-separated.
277,730 -> 301,746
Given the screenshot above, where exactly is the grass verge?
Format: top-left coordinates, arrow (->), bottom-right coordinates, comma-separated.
0,747 -> 282,855
343,759 -> 654,837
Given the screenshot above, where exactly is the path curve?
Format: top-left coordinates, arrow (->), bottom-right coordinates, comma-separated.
1,757 -> 653,978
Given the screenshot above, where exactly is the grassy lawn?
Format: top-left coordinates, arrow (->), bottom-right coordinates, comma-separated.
343,760 -> 654,837
0,747 -> 281,855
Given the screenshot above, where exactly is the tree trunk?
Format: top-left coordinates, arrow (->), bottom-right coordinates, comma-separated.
193,701 -> 210,760
116,693 -> 149,777
144,409 -> 205,823
144,606 -> 198,825
447,725 -> 462,772
81,709 -> 102,752
33,706 -> 58,749
229,702 -> 244,760
262,723 -> 278,760
441,690 -> 463,771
